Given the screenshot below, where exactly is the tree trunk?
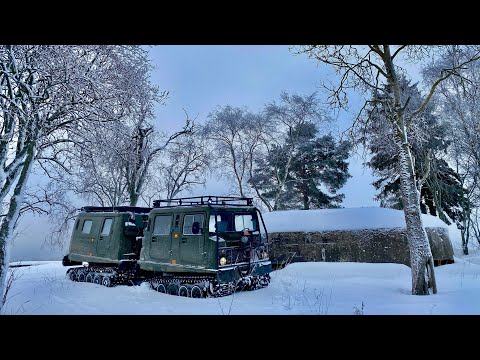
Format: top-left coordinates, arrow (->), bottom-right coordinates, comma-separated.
299,163 -> 309,210
397,139 -> 437,295
461,230 -> 469,255
129,191 -> 139,207
0,144 -> 35,309
459,177 -> 470,255
383,45 -> 437,295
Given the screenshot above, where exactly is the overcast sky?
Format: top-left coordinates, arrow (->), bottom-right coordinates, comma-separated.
12,45 -> 380,261
148,45 -> 378,205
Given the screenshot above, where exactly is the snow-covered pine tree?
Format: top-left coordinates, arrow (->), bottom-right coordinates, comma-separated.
249,121 -> 351,210
245,92 -> 330,211
290,133 -> 351,209
363,76 -> 469,229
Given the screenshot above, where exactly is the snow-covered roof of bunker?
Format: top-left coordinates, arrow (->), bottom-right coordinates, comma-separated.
261,207 -> 449,233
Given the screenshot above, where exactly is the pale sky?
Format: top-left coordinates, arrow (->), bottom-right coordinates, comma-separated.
148,45 -> 378,206
12,45 -> 379,262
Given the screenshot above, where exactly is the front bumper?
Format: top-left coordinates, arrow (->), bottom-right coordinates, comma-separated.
217,260 -> 271,284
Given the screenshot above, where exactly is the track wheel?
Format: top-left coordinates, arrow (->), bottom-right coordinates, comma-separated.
156,283 -> 166,293
77,272 -> 86,282
93,275 -> 102,284
167,283 -> 179,295
67,270 -> 77,282
102,276 -> 112,287
191,285 -> 204,298
178,285 -> 190,297
85,273 -> 94,283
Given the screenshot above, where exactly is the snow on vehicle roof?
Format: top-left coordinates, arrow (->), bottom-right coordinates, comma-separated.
261,207 -> 449,233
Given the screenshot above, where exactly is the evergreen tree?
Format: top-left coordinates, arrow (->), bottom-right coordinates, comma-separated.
249,121 -> 351,210
364,76 -> 469,226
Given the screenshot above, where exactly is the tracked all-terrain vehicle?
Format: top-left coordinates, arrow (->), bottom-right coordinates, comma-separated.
62,196 -> 272,297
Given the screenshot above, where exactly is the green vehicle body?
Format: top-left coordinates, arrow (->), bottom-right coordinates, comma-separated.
67,207 -> 150,265
138,203 -> 271,284
64,197 -> 271,292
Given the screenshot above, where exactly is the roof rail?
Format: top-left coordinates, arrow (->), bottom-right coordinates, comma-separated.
81,206 -> 153,214
153,196 -> 253,208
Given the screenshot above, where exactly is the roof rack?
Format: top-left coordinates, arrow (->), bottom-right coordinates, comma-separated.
153,196 -> 253,208
81,206 -> 153,214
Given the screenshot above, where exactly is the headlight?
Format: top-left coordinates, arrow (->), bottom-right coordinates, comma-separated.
241,236 -> 249,244
219,257 -> 227,266
261,251 -> 268,259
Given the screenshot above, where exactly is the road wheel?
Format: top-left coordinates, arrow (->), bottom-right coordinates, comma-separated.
77,272 -> 85,282
85,273 -> 94,283
167,283 -> 179,295
178,285 -> 190,297
191,285 -> 203,298
102,276 -> 112,287
67,270 -> 77,282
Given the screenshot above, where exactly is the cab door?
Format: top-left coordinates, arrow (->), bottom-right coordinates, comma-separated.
149,214 -> 173,264
96,217 -> 114,257
169,213 -> 182,265
75,217 -> 96,257
179,212 -> 205,266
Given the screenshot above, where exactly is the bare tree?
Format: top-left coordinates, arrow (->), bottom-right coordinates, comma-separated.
141,133 -> 209,205
160,133 -> 209,199
430,46 -> 480,253
295,45 -> 480,295
125,115 -> 194,206
69,113 -> 194,207
0,45 -> 157,308
203,106 -> 271,198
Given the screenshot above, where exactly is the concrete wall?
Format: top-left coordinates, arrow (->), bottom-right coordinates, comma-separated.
268,227 -> 454,268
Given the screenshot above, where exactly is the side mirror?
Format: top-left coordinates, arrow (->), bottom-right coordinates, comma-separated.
192,221 -> 202,235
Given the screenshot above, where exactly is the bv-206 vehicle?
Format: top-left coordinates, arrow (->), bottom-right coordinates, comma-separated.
63,196 -> 272,297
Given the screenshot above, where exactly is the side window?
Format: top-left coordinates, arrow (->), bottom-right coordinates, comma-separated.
82,220 -> 93,234
153,215 -> 172,235
101,218 -> 113,236
183,214 -> 205,235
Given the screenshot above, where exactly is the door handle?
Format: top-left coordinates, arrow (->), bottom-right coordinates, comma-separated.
99,236 -> 104,241
181,237 -> 187,243
152,237 -> 157,242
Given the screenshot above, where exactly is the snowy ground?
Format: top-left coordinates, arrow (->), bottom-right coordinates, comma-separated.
3,208 -> 480,315
2,227 -> 480,315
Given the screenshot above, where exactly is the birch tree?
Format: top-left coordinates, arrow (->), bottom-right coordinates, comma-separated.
203,106 -> 271,198
296,45 -> 480,295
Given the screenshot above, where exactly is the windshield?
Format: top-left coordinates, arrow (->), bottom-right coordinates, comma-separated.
209,211 -> 259,233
